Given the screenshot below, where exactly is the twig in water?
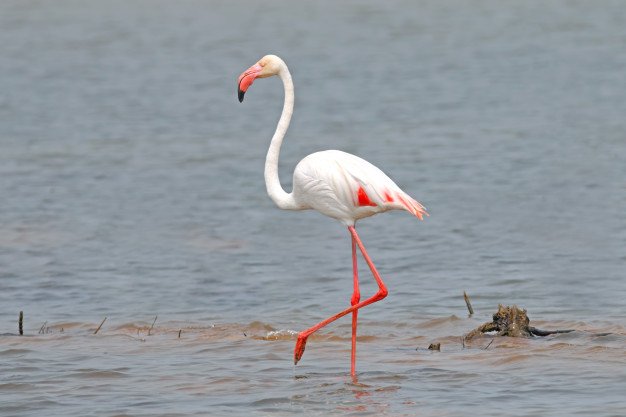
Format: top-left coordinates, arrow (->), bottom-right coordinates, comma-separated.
19,311 -> 23,336
94,317 -> 107,334
39,321 -> 47,334
178,329 -> 182,339
428,343 -> 441,351
148,315 -> 157,336
463,291 -> 474,316
484,339 -> 494,350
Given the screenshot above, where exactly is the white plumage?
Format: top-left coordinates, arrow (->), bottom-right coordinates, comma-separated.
292,149 -> 426,225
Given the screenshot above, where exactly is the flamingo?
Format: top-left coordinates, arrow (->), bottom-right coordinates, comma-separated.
237,55 -> 427,377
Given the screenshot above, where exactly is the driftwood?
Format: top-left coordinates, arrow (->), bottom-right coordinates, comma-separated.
465,304 -> 574,341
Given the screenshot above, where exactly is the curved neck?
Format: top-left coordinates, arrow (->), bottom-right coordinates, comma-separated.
264,63 -> 299,210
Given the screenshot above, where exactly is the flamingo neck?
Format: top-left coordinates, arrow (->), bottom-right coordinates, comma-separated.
264,62 -> 299,210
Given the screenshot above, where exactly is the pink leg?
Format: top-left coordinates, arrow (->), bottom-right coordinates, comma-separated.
294,226 -> 388,370
350,232 -> 360,377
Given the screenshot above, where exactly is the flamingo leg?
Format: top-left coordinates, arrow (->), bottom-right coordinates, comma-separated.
294,225 -> 388,370
350,232 -> 360,377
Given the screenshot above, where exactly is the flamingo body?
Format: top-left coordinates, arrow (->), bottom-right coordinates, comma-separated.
292,150 -> 426,226
237,55 -> 427,377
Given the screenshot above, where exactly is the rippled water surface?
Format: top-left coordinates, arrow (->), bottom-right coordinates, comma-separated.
1,1 -> 625,416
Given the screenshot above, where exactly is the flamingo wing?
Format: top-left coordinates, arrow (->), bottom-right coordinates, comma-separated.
292,150 -> 427,224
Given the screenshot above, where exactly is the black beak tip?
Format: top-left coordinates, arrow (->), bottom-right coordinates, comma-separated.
238,89 -> 245,103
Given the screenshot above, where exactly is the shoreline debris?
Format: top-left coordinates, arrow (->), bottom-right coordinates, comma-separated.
464,304 -> 574,341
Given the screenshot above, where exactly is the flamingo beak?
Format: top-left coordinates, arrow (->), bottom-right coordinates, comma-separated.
237,64 -> 263,103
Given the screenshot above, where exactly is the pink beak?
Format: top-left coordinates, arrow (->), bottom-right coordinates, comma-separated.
237,64 -> 262,102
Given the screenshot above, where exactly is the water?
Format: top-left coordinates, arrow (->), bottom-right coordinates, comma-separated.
1,0 -> 625,415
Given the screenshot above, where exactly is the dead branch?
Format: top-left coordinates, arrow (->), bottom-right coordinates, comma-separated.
465,305 -> 573,341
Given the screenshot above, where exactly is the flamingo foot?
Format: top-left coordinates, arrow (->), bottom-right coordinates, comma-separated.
294,333 -> 308,365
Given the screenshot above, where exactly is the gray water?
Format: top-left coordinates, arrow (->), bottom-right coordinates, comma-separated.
1,1 -> 625,416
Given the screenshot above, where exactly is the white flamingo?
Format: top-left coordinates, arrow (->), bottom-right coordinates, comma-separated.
237,55 -> 427,377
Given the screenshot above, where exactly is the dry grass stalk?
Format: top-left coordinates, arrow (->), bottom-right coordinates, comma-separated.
463,291 -> 474,316
148,315 -> 158,336
94,317 -> 107,334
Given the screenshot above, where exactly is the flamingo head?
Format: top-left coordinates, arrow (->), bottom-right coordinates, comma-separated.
237,55 -> 284,102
